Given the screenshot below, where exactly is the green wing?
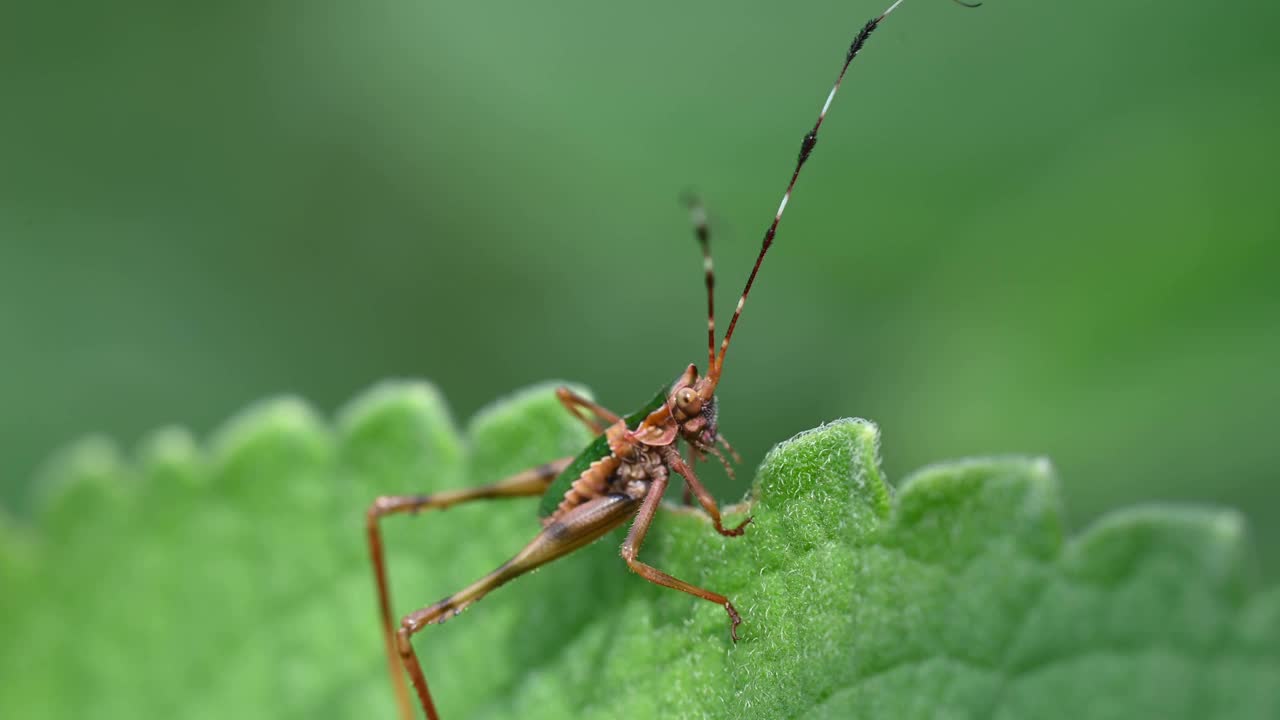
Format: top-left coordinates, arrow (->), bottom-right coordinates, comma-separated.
537,386 -> 669,518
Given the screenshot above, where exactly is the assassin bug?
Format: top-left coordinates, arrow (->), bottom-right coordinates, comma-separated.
366,1 -> 977,717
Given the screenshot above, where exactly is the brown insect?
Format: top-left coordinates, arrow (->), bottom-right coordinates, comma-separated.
365,2 -> 976,717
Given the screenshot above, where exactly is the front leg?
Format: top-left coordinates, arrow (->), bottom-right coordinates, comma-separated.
660,445 -> 753,537
620,469 -> 743,641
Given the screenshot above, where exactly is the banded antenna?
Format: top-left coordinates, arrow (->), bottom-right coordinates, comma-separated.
705,0 -> 979,386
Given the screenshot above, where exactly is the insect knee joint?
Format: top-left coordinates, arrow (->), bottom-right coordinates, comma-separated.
395,625 -> 414,656
366,500 -> 390,526
368,496 -> 403,519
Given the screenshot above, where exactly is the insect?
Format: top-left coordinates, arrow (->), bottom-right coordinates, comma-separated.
365,1 -> 977,717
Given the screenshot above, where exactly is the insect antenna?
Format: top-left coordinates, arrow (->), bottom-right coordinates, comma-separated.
708,0 -> 976,384
684,194 -> 717,372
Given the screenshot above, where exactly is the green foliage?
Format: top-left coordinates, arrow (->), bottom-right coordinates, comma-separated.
1,382 -> 1276,719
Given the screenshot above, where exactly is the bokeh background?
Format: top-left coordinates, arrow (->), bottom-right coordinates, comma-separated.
3,0 -> 1278,570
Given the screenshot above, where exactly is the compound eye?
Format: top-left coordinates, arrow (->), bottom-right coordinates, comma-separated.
675,387 -> 700,415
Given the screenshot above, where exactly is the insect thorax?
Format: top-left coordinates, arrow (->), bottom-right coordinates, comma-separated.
617,446 -> 667,499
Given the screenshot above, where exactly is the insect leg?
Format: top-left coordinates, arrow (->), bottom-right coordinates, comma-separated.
620,471 -> 743,641
555,386 -> 622,434
661,445 -> 752,537
396,493 -> 640,719
366,458 -> 572,720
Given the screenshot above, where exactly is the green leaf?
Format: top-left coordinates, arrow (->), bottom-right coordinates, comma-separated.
1,382 -> 1276,719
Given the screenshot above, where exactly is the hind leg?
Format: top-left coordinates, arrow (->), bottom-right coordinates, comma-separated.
365,458 -> 572,720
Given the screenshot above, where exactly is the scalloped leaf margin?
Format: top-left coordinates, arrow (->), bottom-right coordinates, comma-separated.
0,381 -> 1276,720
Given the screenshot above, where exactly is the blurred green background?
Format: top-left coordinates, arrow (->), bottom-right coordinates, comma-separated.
2,0 -> 1278,568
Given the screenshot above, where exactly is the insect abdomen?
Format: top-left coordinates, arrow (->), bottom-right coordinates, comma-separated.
544,454 -> 620,526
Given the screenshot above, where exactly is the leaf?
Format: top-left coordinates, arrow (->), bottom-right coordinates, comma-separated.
1,381 -> 1276,720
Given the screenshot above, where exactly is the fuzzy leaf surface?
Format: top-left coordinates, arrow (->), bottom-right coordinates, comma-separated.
1,382 -> 1276,719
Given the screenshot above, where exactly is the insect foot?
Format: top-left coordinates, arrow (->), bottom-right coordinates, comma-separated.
716,514 -> 754,537
726,601 -> 743,643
